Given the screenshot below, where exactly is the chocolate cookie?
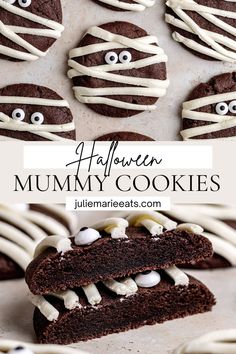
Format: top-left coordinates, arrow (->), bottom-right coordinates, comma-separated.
180,72 -> 236,140
165,0 -> 236,62
0,84 -> 76,141
26,212 -> 215,344
0,0 -> 64,62
95,131 -> 154,141
68,21 -> 169,118
93,0 -> 156,12
165,205 -> 236,269
0,204 -> 75,280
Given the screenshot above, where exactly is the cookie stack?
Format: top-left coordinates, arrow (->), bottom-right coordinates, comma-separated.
25,212 -> 215,344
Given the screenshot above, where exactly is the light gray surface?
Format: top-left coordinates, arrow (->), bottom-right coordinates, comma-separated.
0,269 -> 235,354
0,0 -> 234,141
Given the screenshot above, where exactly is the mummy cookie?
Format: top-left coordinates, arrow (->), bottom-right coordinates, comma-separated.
0,204 -> 76,280
0,339 -> 87,354
0,0 -> 64,62
0,84 -> 76,141
68,22 -> 169,117
165,204 -> 236,269
180,72 -> 236,140
95,131 -> 154,141
93,0 -> 156,12
26,212 -> 215,344
165,0 -> 236,62
174,329 -> 236,354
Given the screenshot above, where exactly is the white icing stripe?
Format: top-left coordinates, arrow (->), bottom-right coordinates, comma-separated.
34,236 -> 72,258
127,211 -> 177,233
91,217 -> 128,239
164,265 -> 189,286
203,232 -> 236,266
0,339 -> 88,354
166,0 -> 236,62
103,279 -> 131,295
181,92 -> 236,140
0,96 -> 69,106
184,204 -> 236,220
28,292 -> 59,321
0,0 -> 64,61
174,329 -> 236,354
97,0 -> 155,11
50,290 -> 81,310
0,238 -> 32,271
119,277 -> 138,294
176,223 -> 204,234
68,26 -> 168,111
0,221 -> 35,255
82,284 -> 102,305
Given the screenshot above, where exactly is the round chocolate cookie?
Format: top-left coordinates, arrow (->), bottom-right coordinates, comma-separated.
0,0 -> 64,62
165,0 -> 236,62
0,84 -> 76,141
181,72 -> 236,140
93,0 -> 156,12
68,21 -> 169,118
95,131 -> 154,140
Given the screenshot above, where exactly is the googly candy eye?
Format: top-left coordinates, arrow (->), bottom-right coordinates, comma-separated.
12,108 -> 25,121
215,102 -> 228,116
31,112 -> 44,125
119,50 -> 132,63
104,51 -> 118,65
18,0 -> 31,7
75,227 -> 101,246
134,270 -> 161,288
4,0 -> 16,4
8,346 -> 34,354
229,100 -> 236,114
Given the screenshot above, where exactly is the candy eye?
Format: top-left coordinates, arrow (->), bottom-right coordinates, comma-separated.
31,112 -> 44,125
12,108 -> 25,121
75,227 -> 101,246
119,51 -> 132,63
18,0 -> 31,7
215,102 -> 228,115
104,51 -> 118,65
8,346 -> 34,354
134,270 -> 161,288
229,100 -> 236,114
4,0 -> 16,4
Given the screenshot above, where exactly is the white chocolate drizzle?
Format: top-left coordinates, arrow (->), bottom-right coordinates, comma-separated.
176,223 -> 204,234
0,339 -> 88,354
68,25 -> 169,111
166,205 -> 236,265
0,96 -> 75,141
103,278 -> 137,296
181,91 -> 236,140
127,211 -> 177,235
164,265 -> 189,286
97,0 -> 156,11
34,236 -> 72,258
0,0 -> 64,61
49,290 -> 81,310
165,0 -> 236,63
91,217 -> 128,239
174,328 -> 236,354
82,284 -> 102,306
28,292 -> 59,322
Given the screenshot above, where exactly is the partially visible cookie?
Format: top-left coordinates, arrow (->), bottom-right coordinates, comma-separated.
0,84 -> 76,141
180,72 -> 236,140
0,0 -> 64,62
165,0 -> 236,62
93,0 -> 156,12
68,21 -> 169,118
95,131 -> 154,141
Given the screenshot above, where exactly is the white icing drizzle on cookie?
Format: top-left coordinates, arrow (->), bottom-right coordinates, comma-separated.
0,96 -> 75,141
68,25 -> 169,111
164,265 -> 189,286
103,278 -> 138,296
34,235 -> 72,258
174,328 -> 236,354
49,290 -> 81,310
0,237 -> 32,270
0,0 -> 64,61
0,339 -> 88,354
176,223 -> 204,234
91,217 -> 129,239
181,91 -> 236,140
165,0 -> 236,62
165,205 -> 236,265
127,211 -> 177,235
82,284 -> 102,306
97,0 -> 156,12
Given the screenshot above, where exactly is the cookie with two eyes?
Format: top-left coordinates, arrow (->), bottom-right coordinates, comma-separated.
68,21 -> 169,118
0,0 -> 64,62
0,84 -> 76,141
180,72 -> 236,140
93,0 -> 156,12
25,212 -> 215,344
